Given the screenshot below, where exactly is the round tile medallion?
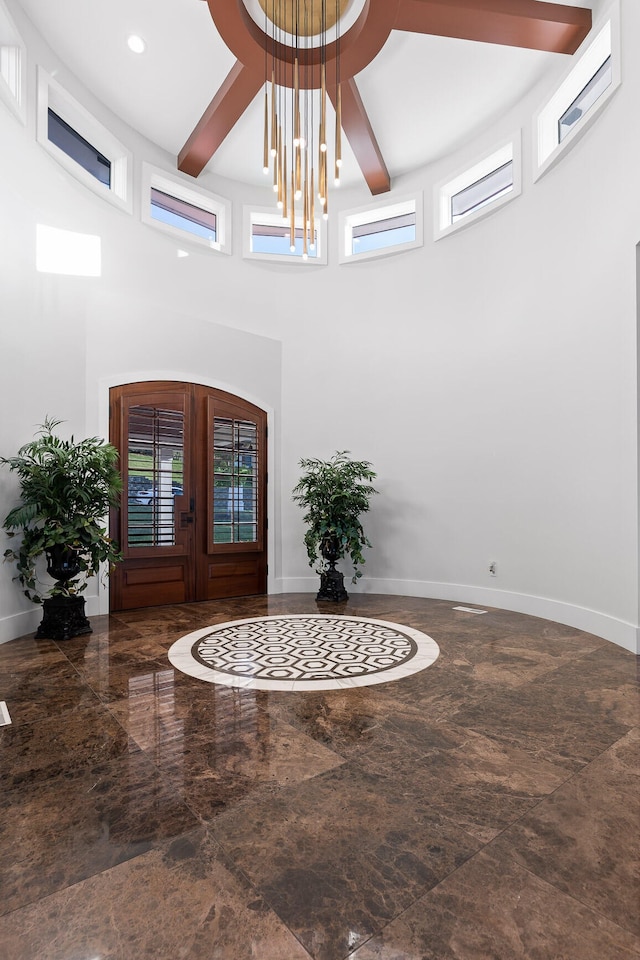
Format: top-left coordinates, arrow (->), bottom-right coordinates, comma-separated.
168,615 -> 440,691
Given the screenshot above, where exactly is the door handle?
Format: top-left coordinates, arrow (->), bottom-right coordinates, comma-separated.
180,512 -> 194,527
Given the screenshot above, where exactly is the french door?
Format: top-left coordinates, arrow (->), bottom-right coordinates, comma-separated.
109,381 -> 267,611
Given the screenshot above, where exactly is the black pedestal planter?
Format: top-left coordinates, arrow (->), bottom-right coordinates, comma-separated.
34,545 -> 92,640
317,568 -> 348,602
316,534 -> 349,602
35,595 -> 93,641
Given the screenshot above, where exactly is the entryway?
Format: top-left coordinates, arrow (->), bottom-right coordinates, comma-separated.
109,381 -> 267,611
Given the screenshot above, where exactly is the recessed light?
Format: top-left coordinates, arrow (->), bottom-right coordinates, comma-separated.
127,35 -> 146,54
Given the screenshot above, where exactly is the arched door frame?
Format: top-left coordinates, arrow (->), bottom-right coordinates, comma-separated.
92,370 -> 277,616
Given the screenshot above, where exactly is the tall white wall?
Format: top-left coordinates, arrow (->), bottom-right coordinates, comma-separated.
0,0 -> 638,651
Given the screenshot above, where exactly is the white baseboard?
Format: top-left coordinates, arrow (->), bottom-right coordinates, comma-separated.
276,576 -> 639,655
3,579 -> 637,656
0,607 -> 42,645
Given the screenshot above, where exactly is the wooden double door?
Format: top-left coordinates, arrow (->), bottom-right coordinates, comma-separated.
109,381 -> 267,611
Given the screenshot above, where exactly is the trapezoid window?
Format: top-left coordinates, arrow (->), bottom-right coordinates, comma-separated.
142,164 -> 230,254
535,7 -> 619,180
243,207 -> 327,264
340,194 -> 422,263
435,137 -> 520,240
36,67 -> 132,212
0,0 -> 26,123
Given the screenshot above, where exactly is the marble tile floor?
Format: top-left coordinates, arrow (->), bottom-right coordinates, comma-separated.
0,593 -> 638,960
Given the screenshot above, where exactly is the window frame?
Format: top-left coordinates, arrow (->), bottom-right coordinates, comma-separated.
141,163 -> 231,255
339,193 -> 423,264
534,2 -> 620,182
434,134 -> 521,241
0,0 -> 26,124
36,67 -> 132,213
243,206 -> 328,265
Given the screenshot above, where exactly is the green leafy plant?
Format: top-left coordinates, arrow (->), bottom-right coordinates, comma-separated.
1,417 -> 123,602
292,450 -> 377,583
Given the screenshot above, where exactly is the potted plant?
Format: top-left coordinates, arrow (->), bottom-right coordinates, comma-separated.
292,450 -> 377,601
1,417 -> 123,640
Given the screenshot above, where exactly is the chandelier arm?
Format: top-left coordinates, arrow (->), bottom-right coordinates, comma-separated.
394,0 -> 592,55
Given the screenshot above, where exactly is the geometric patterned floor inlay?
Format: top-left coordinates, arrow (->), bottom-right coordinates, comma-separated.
168,615 -> 440,691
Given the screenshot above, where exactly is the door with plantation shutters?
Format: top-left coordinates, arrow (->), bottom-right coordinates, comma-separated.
109,381 -> 267,611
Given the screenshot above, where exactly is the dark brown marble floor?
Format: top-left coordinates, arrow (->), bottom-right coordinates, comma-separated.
0,594 -> 638,960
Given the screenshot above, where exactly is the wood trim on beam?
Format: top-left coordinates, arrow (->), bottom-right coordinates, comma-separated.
178,60 -> 263,178
394,0 -> 592,54
205,0 -> 399,87
330,79 -> 391,195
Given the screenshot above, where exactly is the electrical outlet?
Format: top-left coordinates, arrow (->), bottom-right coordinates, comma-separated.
489,561 -> 497,577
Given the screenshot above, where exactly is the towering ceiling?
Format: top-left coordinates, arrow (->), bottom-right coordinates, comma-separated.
179,0 -> 591,193
16,0 -> 597,192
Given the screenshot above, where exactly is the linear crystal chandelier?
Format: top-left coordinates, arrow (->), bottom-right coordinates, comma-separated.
260,0 -> 346,257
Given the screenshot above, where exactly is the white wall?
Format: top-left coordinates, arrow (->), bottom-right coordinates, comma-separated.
0,0 -> 638,651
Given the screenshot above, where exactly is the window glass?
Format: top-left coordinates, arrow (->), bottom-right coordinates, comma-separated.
48,108 -> 111,187
213,418 -> 258,544
341,196 -> 421,262
558,55 -> 612,142
127,406 -> 184,547
150,187 -> 217,243
352,212 -> 416,254
251,222 -> 318,258
451,161 -> 513,222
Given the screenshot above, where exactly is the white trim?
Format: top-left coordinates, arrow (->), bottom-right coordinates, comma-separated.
339,192 -> 423,264
243,205 -> 328,265
141,162 -> 231,255
434,133 -> 521,241
276,576 -> 639,655
0,607 -> 42,645
0,0 -> 26,124
36,67 -> 133,214
534,2 -> 621,182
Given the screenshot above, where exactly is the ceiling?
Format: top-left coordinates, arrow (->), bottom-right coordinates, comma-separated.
15,0 -> 599,193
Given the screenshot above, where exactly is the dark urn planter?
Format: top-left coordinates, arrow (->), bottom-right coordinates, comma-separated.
316,534 -> 348,602
34,546 -> 93,640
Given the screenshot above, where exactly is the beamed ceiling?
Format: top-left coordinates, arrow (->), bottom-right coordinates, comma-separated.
16,0 -> 599,194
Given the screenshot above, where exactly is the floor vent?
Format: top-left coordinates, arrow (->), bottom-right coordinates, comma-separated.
0,701 -> 12,726
452,605 -> 487,615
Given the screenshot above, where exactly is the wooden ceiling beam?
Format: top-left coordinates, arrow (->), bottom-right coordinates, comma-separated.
394,0 -> 592,54
180,0 -> 591,184
330,78 -> 391,195
178,60 -> 263,178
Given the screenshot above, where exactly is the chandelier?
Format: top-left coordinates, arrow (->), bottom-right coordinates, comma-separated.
178,1 -> 591,231
260,1 -> 347,257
